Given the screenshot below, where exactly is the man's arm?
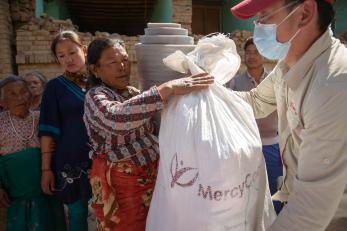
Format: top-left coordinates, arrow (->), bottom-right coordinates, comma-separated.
233,70 -> 277,119
268,83 -> 347,231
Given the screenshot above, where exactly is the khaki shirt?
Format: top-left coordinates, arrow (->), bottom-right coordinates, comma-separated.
235,29 -> 347,230
229,69 -> 279,145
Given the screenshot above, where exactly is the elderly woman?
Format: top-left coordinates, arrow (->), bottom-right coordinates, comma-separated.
23,71 -> 47,110
83,37 -> 213,230
0,75 -> 65,231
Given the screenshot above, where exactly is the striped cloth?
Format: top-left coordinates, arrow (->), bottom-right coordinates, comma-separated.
83,85 -> 164,166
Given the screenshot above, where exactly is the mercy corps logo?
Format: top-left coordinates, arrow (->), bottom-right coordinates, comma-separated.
170,153 -> 260,201
170,153 -> 199,188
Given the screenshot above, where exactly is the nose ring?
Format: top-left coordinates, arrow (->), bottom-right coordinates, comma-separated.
120,63 -> 125,71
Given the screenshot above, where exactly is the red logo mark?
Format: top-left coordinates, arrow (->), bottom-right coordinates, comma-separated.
170,153 -> 199,188
289,101 -> 298,115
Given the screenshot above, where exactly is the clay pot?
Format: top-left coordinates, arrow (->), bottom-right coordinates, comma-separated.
135,23 -> 195,133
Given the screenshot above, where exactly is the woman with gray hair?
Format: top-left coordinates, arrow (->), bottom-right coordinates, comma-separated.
0,75 -> 65,230
23,71 -> 47,110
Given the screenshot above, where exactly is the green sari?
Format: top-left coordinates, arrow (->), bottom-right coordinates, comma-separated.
0,148 -> 66,231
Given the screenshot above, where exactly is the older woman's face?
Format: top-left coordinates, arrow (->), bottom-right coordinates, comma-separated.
95,46 -> 131,90
24,75 -> 44,97
1,81 -> 31,114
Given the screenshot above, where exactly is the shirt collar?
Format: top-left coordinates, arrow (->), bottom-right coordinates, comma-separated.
100,83 -> 131,98
246,68 -> 268,83
280,28 -> 333,90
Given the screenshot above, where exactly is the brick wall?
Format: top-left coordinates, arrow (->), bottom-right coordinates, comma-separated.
0,0 -> 14,78
14,0 -> 196,83
0,1 -> 12,222
15,17 -> 276,88
16,17 -> 72,80
9,0 -> 196,83
172,0 -> 192,33
9,0 -> 34,27
15,15 -> 141,87
12,0 -> 275,86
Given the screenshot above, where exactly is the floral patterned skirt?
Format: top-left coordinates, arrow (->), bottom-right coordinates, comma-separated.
90,154 -> 158,231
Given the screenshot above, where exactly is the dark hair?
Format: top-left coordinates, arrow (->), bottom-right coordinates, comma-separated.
23,70 -> 47,86
0,75 -> 28,100
285,0 -> 335,33
339,30 -> 347,45
51,30 -> 83,61
87,37 -> 125,87
243,37 -> 255,50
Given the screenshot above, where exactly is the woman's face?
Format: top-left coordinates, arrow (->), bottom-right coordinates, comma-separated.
24,75 -> 44,97
55,40 -> 86,73
1,81 -> 31,115
94,46 -> 131,90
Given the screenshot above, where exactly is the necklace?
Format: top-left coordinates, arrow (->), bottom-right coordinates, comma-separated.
8,111 -> 35,147
64,71 -> 88,91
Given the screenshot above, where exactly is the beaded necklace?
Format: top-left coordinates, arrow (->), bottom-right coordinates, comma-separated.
8,110 -> 35,147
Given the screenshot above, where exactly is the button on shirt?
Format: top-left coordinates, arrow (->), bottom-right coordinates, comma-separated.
234,29 -> 347,231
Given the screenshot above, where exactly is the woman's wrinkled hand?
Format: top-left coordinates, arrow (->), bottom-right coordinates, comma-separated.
157,72 -> 214,101
170,72 -> 214,95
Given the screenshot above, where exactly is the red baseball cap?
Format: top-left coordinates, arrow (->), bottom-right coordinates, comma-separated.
231,0 -> 334,19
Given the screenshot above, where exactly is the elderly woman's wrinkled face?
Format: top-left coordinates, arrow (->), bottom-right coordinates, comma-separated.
95,46 -> 131,90
1,81 -> 31,115
24,75 -> 44,97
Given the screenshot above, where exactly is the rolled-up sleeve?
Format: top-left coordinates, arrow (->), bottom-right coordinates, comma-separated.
268,83 -> 347,231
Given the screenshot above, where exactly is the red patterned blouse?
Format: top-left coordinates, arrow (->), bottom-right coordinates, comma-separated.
83,85 -> 164,166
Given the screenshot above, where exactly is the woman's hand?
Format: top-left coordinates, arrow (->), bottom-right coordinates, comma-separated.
158,72 -> 214,100
0,188 -> 10,208
41,170 -> 55,195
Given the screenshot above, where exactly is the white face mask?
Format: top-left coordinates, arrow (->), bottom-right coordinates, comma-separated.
253,3 -> 302,60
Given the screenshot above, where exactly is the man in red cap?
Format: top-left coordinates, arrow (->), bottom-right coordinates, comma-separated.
229,0 -> 347,231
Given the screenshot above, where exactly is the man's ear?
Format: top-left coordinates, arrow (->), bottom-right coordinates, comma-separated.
298,0 -> 316,28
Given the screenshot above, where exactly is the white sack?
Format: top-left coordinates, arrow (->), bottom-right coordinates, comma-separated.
146,34 -> 276,231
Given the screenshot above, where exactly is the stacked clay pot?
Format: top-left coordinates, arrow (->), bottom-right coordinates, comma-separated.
135,23 -> 195,90
135,23 -> 196,134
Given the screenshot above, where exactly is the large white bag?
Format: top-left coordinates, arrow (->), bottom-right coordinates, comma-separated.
146,34 -> 275,231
